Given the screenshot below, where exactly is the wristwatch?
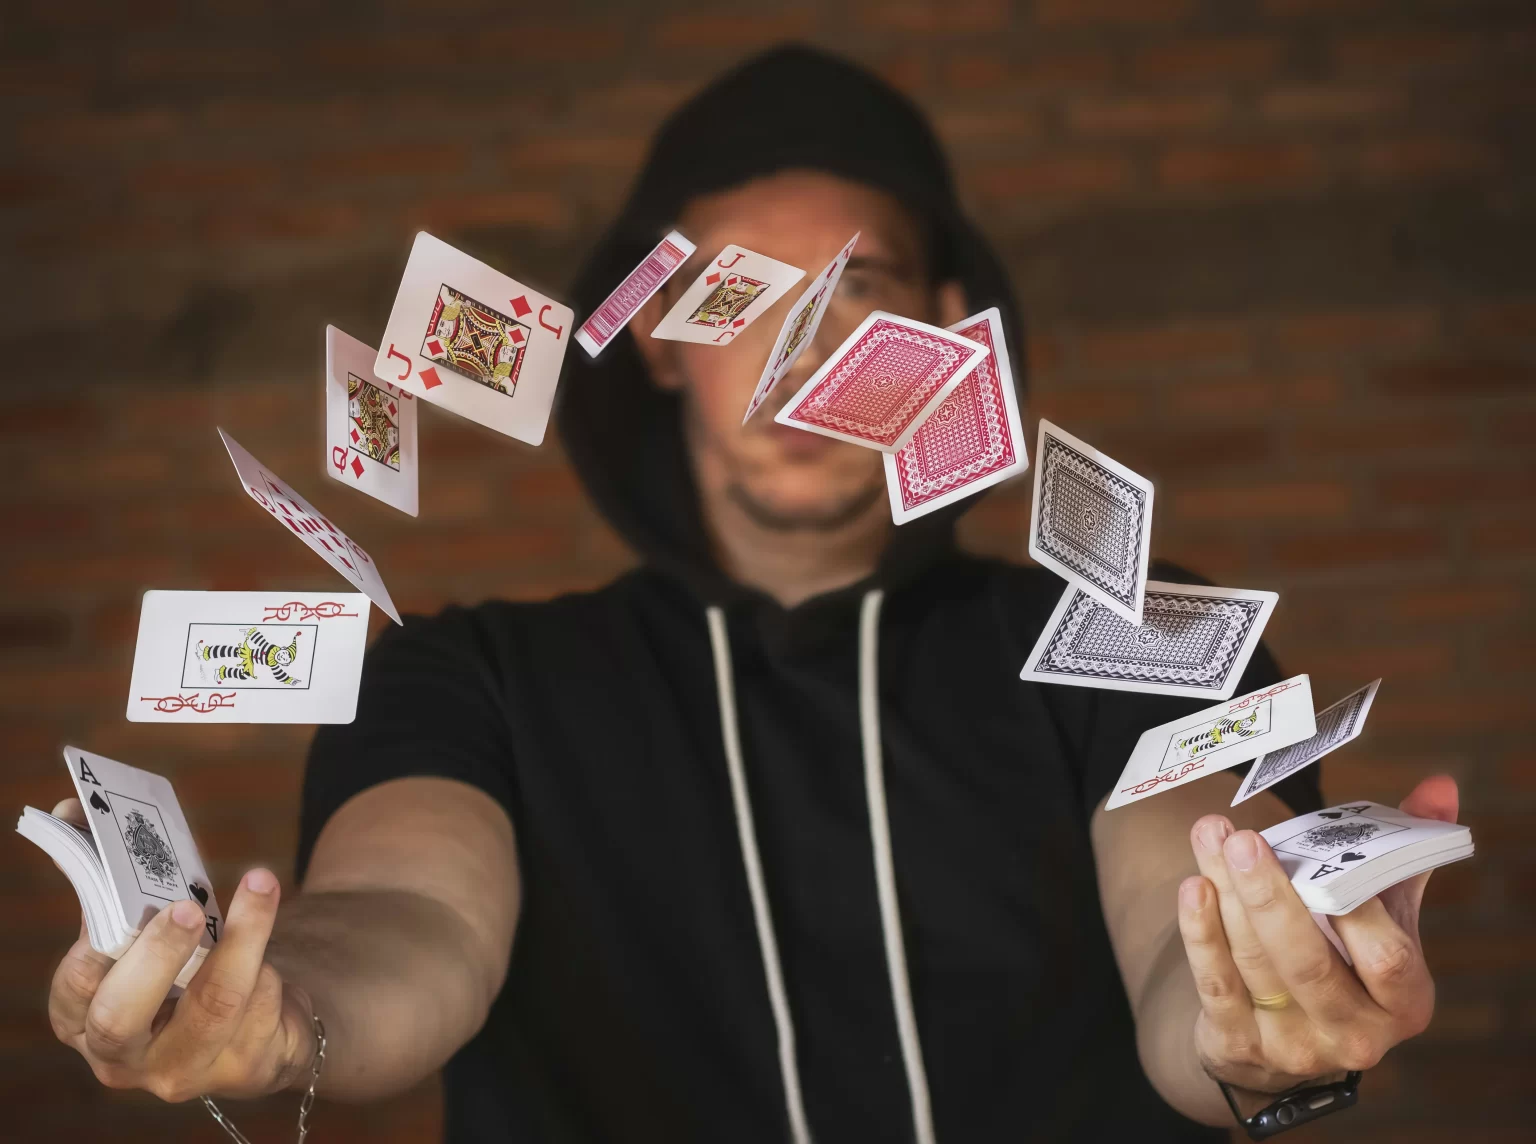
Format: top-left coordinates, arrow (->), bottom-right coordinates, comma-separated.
1219,1072 -> 1362,1139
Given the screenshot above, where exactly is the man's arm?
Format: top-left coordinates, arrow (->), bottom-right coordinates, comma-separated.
47,775 -> 518,1103
1091,773 -> 1285,1124
1091,771 -> 1453,1126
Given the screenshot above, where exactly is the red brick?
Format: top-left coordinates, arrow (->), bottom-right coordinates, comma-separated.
1257,84 -> 1400,124
961,49 -> 1115,93
1168,374 -> 1340,418
857,0 -> 1010,34
1332,32 -> 1488,76
1070,319 -> 1251,370
1036,0 -> 1193,26
1268,526 -> 1445,571
1027,387 -> 1147,427
202,200 -> 365,245
1380,691 -> 1535,734
1381,583 -> 1522,622
941,52 -> 1012,92
1132,37 -> 1286,86
1263,0 -> 1384,16
0,397 -> 104,441
504,136 -> 646,171
1465,516 -> 1536,559
1354,136 -> 1502,184
0,169 -> 56,205
1270,305 -> 1441,352
130,158 -> 282,196
405,190 -> 571,233
653,8 -> 817,48
1158,142 -> 1326,193
1172,479 -> 1353,522
1374,359 -> 1536,396
1459,296 -> 1536,343
1421,1000 -> 1503,1041
1065,93 -> 1231,136
1377,467 -> 1536,509
0,612 -> 72,652
971,154 -> 1135,200
307,142 -> 469,181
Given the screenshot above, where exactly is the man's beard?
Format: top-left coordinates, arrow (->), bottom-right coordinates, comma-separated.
724,477 -> 885,533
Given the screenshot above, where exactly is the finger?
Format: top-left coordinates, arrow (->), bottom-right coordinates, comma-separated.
85,900 -> 205,1063
1190,815 -> 1288,1002
1222,829 -> 1374,1027
1178,876 -> 1257,1034
49,930 -> 113,1043
50,798 -> 86,827
162,869 -> 281,1055
1329,895 -> 1434,1034
1381,775 -> 1462,925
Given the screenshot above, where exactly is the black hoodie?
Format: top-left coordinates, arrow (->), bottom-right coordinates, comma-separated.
299,47 -> 1319,1143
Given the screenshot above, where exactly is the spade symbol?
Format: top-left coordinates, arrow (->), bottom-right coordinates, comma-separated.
189,883 -> 209,907
1341,851 -> 1367,862
89,791 -> 110,815
1318,811 -> 1342,819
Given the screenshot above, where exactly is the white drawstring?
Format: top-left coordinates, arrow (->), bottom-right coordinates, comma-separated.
705,594 -> 937,1144
707,606 -> 812,1144
859,589 -> 937,1144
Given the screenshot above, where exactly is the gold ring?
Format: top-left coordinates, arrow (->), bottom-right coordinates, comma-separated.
1250,991 -> 1293,1012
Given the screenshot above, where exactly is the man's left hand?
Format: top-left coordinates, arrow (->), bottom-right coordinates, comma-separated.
1176,774 -> 1458,1096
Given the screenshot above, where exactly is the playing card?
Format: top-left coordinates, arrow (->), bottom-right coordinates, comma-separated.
1232,679 -> 1382,806
649,244 -> 805,345
219,428 -> 401,625
65,746 -> 222,951
576,230 -> 697,357
1028,420 -> 1155,625
774,311 -> 989,453
1104,675 -> 1317,810
375,232 -> 574,446
127,591 -> 370,724
1263,802 -> 1471,914
1020,580 -> 1278,699
883,307 -> 1029,523
325,326 -> 418,517
742,232 -> 859,423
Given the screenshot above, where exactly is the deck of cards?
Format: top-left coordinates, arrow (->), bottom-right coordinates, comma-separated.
1264,802 -> 1473,915
17,749 -> 220,989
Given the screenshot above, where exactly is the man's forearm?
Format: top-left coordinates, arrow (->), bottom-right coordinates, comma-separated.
1133,926 -> 1232,1127
266,888 -> 503,1101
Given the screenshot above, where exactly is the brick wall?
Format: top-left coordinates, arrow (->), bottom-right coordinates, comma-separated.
3,1 -> 1532,1139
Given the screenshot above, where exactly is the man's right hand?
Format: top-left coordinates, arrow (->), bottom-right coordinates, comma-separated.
47,798 -> 317,1103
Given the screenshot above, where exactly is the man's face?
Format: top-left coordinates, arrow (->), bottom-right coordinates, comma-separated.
634,170 -> 966,532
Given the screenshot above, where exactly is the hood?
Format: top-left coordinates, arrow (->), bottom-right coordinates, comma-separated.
557,44 -> 1024,609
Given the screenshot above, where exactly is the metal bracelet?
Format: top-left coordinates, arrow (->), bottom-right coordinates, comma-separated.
201,1014 -> 326,1144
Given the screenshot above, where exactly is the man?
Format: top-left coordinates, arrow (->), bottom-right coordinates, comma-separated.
45,47 -> 1454,1142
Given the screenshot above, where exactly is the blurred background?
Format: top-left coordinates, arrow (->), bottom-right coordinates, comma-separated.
3,0 -> 1532,1139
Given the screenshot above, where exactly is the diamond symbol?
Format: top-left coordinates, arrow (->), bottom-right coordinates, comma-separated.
705,272 -> 721,285
511,328 -> 525,344
350,428 -> 359,443
426,338 -> 443,356
351,456 -> 365,479
732,318 -> 746,328
510,295 -> 532,317
420,366 -> 443,389
387,401 -> 396,415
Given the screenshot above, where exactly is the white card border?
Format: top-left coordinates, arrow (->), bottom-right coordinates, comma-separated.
1019,579 -> 1280,700
1231,678 -> 1382,805
883,306 -> 1030,523
325,325 -> 419,517
1027,418 -> 1156,625
774,310 -> 990,454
